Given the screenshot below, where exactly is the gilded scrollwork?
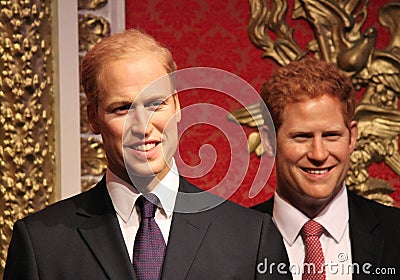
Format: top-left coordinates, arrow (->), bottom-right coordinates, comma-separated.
232,0 -> 400,205
78,13 -> 111,52
78,0 -> 110,192
80,136 -> 107,191
0,0 -> 54,275
78,0 -> 108,11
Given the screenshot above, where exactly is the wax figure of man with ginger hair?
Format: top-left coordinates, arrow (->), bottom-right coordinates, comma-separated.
252,58 -> 400,280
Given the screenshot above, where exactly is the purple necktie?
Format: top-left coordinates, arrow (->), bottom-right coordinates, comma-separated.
301,220 -> 326,280
133,194 -> 166,280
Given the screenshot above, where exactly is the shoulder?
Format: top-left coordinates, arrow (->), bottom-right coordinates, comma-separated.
348,190 -> 400,227
21,178 -> 108,224
250,197 -> 274,215
348,190 -> 400,215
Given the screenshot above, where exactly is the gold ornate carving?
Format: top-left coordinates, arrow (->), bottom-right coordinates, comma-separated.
78,1 -> 110,191
78,14 -> 111,52
80,87 -> 107,186
80,135 -> 107,191
78,0 -> 108,11
228,102 -> 265,156
0,0 -> 54,275
232,0 -> 400,205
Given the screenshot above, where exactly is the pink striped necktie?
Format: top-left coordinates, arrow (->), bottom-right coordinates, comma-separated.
133,194 -> 166,280
301,220 -> 326,280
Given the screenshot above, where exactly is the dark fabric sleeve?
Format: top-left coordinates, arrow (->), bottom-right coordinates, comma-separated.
4,220 -> 40,280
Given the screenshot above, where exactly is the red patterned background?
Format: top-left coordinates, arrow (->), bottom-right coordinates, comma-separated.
125,0 -> 400,207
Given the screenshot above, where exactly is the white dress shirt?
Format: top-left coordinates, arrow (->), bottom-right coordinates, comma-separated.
106,159 -> 180,261
273,185 -> 352,280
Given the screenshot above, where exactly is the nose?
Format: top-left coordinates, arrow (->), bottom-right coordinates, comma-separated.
307,137 -> 329,164
127,106 -> 151,138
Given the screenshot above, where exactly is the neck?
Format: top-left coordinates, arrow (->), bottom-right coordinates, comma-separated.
130,175 -> 160,193
276,188 -> 335,219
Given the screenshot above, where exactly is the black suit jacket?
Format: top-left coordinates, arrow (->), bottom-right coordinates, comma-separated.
252,190 -> 400,279
5,176 -> 291,280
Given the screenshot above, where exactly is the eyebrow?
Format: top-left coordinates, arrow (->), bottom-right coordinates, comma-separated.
288,128 -> 344,136
143,93 -> 171,100
143,93 -> 177,105
105,100 -> 133,112
288,131 -> 313,137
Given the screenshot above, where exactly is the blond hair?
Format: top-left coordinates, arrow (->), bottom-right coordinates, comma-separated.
81,29 -> 177,107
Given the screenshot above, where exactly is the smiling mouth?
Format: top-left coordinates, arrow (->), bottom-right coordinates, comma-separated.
131,142 -> 160,152
302,166 -> 334,175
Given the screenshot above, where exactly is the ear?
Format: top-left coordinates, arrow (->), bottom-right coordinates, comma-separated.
260,125 -> 275,157
172,92 -> 181,122
87,103 -> 100,134
349,120 -> 358,153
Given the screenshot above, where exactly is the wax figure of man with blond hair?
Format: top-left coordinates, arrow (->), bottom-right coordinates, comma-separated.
5,29 -> 291,280
252,58 -> 400,280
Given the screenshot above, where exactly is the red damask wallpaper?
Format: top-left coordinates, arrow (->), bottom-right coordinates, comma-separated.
125,0 -> 400,207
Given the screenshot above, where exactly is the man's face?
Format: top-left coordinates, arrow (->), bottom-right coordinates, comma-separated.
274,95 -> 357,217
88,54 -> 180,185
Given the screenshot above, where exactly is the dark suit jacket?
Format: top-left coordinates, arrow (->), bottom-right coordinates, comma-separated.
252,190 -> 400,279
5,176 -> 291,280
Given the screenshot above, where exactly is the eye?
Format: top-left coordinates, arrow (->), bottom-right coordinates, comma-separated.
323,132 -> 341,141
112,104 -> 131,115
293,133 -> 312,142
145,100 -> 165,111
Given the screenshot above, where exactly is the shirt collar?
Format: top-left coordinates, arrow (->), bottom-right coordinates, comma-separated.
106,159 -> 180,222
313,185 -> 349,243
273,192 -> 309,246
273,184 -> 349,245
151,159 -> 179,217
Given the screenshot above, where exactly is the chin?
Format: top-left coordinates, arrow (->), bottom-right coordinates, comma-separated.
128,164 -> 168,178
305,191 -> 336,202
126,167 -> 156,178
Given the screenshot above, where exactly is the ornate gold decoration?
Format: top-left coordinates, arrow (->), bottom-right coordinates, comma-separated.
78,0 -> 108,10
0,0 -> 54,275
231,0 -> 400,205
78,1 -> 110,191
80,135 -> 107,191
78,13 -> 111,52
228,102 -> 265,156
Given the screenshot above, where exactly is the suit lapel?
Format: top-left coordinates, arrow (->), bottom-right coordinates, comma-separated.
161,178 -> 212,279
76,178 -> 136,280
257,216 -> 292,279
347,191 -> 384,280
161,211 -> 210,279
251,197 -> 274,215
